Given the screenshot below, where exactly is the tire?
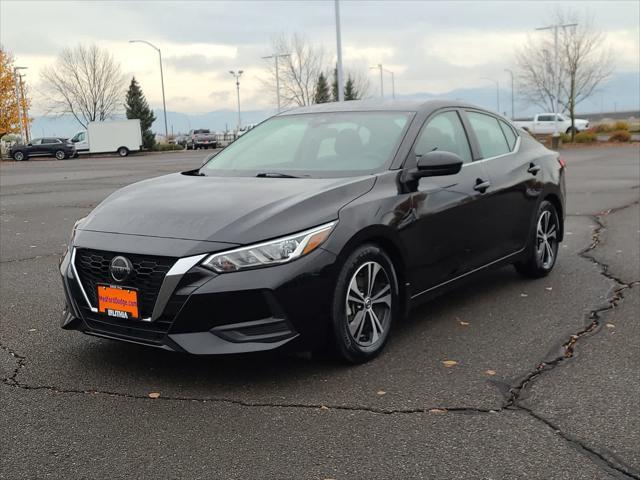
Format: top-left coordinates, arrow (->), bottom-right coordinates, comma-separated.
117,147 -> 129,157
12,151 -> 26,161
330,244 -> 399,363
54,150 -> 66,160
565,126 -> 577,134
514,200 -> 560,278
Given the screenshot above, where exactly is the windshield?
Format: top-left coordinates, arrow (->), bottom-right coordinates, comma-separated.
200,111 -> 413,178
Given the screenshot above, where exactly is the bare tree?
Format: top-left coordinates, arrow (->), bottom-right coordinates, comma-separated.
516,9 -> 612,137
264,33 -> 324,108
41,44 -> 125,128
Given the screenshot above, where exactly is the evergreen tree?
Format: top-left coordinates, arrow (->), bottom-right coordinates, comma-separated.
344,75 -> 359,101
314,72 -> 331,104
125,77 -> 156,149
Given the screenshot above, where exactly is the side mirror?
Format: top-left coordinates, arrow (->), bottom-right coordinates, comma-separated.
27,142 -> 32,147
412,151 -> 463,178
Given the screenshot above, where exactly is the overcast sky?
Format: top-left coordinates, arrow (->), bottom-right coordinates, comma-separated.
2,0 -> 638,115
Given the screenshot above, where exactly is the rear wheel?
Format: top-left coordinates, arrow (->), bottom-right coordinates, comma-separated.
117,147 -> 129,157
13,151 -> 25,161
54,150 -> 66,160
515,200 -> 560,278
331,244 -> 398,363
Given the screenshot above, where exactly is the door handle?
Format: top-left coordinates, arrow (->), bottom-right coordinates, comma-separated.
474,178 -> 491,193
527,163 -> 541,175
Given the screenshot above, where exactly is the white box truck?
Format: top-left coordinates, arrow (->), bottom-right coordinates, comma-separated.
70,119 -> 143,157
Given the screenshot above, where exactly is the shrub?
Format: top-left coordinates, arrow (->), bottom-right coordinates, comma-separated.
613,121 -> 630,131
574,131 -> 598,143
608,130 -> 631,142
594,123 -> 613,133
151,143 -> 184,151
559,132 -> 572,143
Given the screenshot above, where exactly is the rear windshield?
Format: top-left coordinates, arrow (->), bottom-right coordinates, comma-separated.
201,111 -> 413,178
194,129 -> 210,134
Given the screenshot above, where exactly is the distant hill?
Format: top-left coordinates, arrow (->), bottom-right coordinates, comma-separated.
30,71 -> 638,137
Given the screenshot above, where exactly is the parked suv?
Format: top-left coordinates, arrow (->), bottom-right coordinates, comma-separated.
10,137 -> 76,161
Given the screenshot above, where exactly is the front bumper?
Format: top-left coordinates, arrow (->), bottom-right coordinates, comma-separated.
60,242 -> 338,354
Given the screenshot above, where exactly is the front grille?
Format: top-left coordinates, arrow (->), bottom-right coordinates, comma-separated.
75,248 -> 176,319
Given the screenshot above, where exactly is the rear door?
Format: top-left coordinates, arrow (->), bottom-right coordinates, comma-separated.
27,138 -> 44,155
463,110 -> 538,262
534,115 -> 555,134
403,109 -> 493,296
42,138 -> 60,156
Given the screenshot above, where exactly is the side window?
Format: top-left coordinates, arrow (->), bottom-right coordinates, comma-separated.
538,115 -> 554,122
414,111 -> 472,164
30,138 -> 42,145
466,111 -> 510,159
499,120 -> 518,151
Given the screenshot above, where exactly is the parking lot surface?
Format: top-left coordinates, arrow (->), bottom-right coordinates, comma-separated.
1,146 -> 639,479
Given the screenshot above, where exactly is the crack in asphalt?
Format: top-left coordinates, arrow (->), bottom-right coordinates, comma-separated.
1,201 -> 638,478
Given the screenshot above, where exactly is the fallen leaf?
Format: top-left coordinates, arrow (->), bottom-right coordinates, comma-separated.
28,328 -> 36,332
148,392 -> 160,399
376,390 -> 386,396
441,360 -> 458,368
457,318 -> 470,326
545,287 -> 553,291
319,405 -> 330,411
484,370 -> 497,376
605,323 -> 615,328
428,408 -> 447,414
520,293 -> 528,297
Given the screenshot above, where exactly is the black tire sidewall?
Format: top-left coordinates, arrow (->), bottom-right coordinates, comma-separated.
55,150 -> 65,160
118,147 -> 128,157
331,244 -> 399,362
13,151 -> 25,161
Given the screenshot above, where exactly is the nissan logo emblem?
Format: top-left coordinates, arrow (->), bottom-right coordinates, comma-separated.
109,256 -> 133,283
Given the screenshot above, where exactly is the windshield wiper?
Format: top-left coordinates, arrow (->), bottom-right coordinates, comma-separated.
256,172 -> 300,178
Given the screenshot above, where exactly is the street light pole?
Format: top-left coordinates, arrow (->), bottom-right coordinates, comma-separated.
229,70 -> 243,131
129,39 -> 168,138
383,68 -> 395,99
504,68 -> 515,119
13,66 -> 27,141
18,73 -> 30,141
481,77 -> 500,113
334,0 -> 345,102
535,23 -> 578,136
370,64 -> 384,98
262,53 -> 291,112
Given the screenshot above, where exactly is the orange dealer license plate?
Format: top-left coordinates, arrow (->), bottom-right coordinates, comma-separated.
97,284 -> 139,320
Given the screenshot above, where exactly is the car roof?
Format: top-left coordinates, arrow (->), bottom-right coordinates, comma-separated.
277,99 -> 482,116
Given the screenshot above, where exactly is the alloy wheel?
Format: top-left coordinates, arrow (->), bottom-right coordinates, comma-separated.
345,261 -> 392,347
55,150 -> 65,160
536,209 -> 557,269
14,151 -> 24,161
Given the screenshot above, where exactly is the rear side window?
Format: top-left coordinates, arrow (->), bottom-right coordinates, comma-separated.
466,111 -> 510,159
538,115 -> 554,122
414,111 -> 472,164
499,120 -> 518,151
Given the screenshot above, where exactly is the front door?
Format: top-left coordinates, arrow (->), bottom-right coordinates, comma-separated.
402,110 -> 493,296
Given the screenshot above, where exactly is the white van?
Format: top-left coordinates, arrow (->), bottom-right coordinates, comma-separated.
71,119 -> 143,157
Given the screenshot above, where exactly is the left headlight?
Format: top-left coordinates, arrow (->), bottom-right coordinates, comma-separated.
201,221 -> 337,273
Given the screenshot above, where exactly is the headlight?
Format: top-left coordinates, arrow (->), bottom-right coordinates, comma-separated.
201,221 -> 336,273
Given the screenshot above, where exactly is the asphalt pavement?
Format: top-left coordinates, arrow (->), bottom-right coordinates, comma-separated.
1,145 -> 639,479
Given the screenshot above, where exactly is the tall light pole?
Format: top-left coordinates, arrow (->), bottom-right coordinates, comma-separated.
13,66 -> 27,141
262,53 -> 290,112
370,64 -> 384,98
535,22 -> 578,136
334,0 -> 345,102
129,39 -> 168,138
383,67 -> 395,99
504,68 -> 515,119
17,73 -> 30,141
481,77 -> 500,113
229,70 -> 243,131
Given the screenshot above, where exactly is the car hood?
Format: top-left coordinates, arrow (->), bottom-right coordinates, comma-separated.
79,172 -> 376,244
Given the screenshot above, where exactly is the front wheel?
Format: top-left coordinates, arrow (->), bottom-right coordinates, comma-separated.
331,244 -> 399,363
515,200 -> 560,278
54,150 -> 66,160
13,151 -> 26,161
117,147 -> 129,157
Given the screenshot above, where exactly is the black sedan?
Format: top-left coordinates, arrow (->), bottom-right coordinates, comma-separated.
60,100 -> 565,363
11,137 -> 76,161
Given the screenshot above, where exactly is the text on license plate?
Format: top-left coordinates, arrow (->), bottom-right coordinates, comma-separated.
97,285 -> 139,319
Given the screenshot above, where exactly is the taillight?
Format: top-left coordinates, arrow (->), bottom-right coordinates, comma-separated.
557,156 -> 566,168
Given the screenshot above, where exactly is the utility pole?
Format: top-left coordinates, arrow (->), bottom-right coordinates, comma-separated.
262,53 -> 291,112
18,73 -> 30,141
504,68 -> 515,119
129,40 -> 169,138
229,70 -> 243,131
535,22 -> 578,136
13,66 -> 27,141
384,68 -> 395,100
334,0 -> 345,102
370,64 -> 384,98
